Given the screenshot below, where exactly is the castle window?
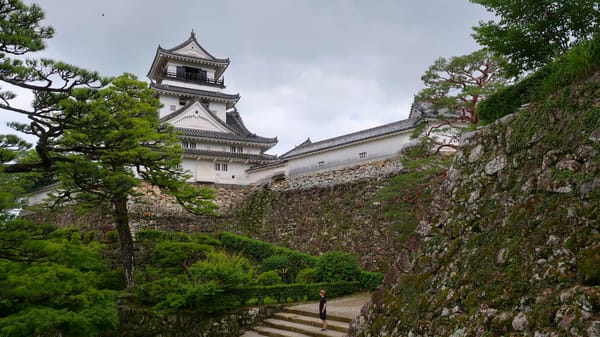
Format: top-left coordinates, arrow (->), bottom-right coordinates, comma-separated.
181,141 -> 196,149
179,97 -> 187,105
230,146 -> 243,153
318,161 -> 325,167
215,162 -> 228,171
176,66 -> 207,82
359,152 -> 367,158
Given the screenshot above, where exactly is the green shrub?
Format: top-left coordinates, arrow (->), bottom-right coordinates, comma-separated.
478,66 -> 550,124
260,255 -> 292,282
218,232 -> 317,280
479,35 -> 600,124
188,252 -> 253,288
255,271 -> 282,286
137,276 -> 191,307
296,268 -> 317,284
152,241 -> 213,273
230,281 -> 362,305
358,270 -> 384,290
192,233 -> 221,247
137,229 -> 191,243
315,251 -> 360,282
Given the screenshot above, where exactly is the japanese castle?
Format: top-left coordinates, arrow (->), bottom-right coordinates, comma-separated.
148,33 -> 443,186
147,32 -> 278,185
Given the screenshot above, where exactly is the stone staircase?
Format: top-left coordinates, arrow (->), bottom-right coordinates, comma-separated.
240,293 -> 371,337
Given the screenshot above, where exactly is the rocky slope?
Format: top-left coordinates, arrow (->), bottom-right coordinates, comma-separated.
352,73 -> 600,336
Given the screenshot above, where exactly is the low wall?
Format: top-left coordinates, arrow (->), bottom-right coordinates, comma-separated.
101,304 -> 282,337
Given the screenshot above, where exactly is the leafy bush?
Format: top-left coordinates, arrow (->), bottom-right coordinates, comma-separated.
231,281 -> 362,305
479,35 -> 600,124
137,229 -> 192,243
255,271 -> 282,286
188,252 -> 253,288
315,251 -> 360,282
0,219 -> 118,337
260,255 -> 292,282
152,241 -> 213,273
478,66 -> 550,124
219,232 -> 317,281
193,233 -> 222,247
358,270 -> 384,290
296,268 -> 317,284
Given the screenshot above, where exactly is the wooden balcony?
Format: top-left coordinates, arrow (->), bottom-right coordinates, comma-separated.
161,70 -> 225,87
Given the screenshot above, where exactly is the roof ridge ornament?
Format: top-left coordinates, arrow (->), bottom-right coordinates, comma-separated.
191,29 -> 195,38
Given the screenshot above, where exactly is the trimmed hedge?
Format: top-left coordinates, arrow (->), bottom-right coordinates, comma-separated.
230,281 -> 363,306
137,280 -> 363,313
219,232 -> 317,281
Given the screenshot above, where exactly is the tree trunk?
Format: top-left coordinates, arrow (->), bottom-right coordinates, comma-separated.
113,197 -> 135,288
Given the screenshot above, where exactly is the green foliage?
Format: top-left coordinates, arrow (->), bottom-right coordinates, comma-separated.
137,229 -> 192,243
0,219 -> 118,336
152,241 -> 213,273
188,252 -> 253,288
416,49 -> 509,123
470,0 -> 600,75
255,271 -> 282,286
231,282 -> 363,305
315,251 -> 361,282
477,66 -> 550,123
479,35 -> 600,123
260,255 -> 292,282
132,231 -> 378,314
358,270 -> 384,291
219,232 -> 318,273
296,268 -> 317,284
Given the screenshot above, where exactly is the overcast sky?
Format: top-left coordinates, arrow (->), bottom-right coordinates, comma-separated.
5,0 -> 492,155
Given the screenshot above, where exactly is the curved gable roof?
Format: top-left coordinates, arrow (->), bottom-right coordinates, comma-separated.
147,32 -> 230,80
161,99 -> 277,148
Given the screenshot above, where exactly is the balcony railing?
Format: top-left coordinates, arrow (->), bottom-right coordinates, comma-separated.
161,70 -> 225,87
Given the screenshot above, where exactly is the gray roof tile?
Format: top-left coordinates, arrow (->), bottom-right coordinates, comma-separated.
280,117 -> 423,158
182,148 -> 276,162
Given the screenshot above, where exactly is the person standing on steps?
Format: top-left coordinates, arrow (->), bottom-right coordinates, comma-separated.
319,289 -> 328,331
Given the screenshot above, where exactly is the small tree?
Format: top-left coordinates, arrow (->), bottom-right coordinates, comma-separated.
470,0 -> 600,76
416,49 -> 510,125
47,74 -> 217,287
0,1 -> 217,288
0,219 -> 119,337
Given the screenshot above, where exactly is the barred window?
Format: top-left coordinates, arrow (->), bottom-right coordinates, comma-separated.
215,162 -> 228,171
359,152 -> 367,158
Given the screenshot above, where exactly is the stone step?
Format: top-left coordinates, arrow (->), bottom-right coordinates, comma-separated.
262,318 -> 346,337
281,308 -> 353,324
273,312 -> 349,333
239,330 -> 270,337
251,326 -> 313,337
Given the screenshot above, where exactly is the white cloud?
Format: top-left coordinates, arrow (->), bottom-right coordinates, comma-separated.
4,0 -> 491,155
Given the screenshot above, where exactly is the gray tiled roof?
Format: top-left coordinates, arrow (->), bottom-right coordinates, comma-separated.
164,31 -> 230,64
176,127 -> 278,146
280,117 -> 423,159
182,148 -> 276,162
152,83 -> 240,104
147,32 -> 230,80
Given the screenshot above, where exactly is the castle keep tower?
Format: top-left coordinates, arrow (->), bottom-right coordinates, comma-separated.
147,32 -> 277,185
